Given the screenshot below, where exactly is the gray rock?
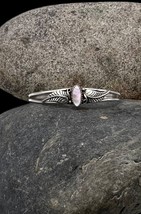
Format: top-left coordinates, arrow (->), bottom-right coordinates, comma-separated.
0,2 -> 141,100
0,100 -> 141,214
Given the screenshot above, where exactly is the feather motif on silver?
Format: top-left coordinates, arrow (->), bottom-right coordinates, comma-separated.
85,89 -> 109,103
42,90 -> 69,104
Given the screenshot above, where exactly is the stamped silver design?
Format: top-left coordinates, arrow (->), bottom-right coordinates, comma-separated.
28,85 -> 120,107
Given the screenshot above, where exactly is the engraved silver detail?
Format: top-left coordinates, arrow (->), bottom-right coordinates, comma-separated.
28,86 -> 120,106
42,90 -> 69,104
85,89 -> 110,103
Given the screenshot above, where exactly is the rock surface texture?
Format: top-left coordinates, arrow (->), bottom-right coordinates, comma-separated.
0,100 -> 141,214
0,2 -> 141,100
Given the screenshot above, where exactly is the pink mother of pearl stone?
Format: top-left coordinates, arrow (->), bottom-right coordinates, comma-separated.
71,85 -> 82,107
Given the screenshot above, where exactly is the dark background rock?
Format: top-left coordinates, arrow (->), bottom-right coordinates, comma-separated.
0,2 -> 141,101
0,100 -> 141,214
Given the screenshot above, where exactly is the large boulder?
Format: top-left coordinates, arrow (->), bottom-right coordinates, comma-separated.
0,2 -> 141,100
0,100 -> 141,214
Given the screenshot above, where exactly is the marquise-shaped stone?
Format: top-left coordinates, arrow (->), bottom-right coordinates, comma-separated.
71,85 -> 82,107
